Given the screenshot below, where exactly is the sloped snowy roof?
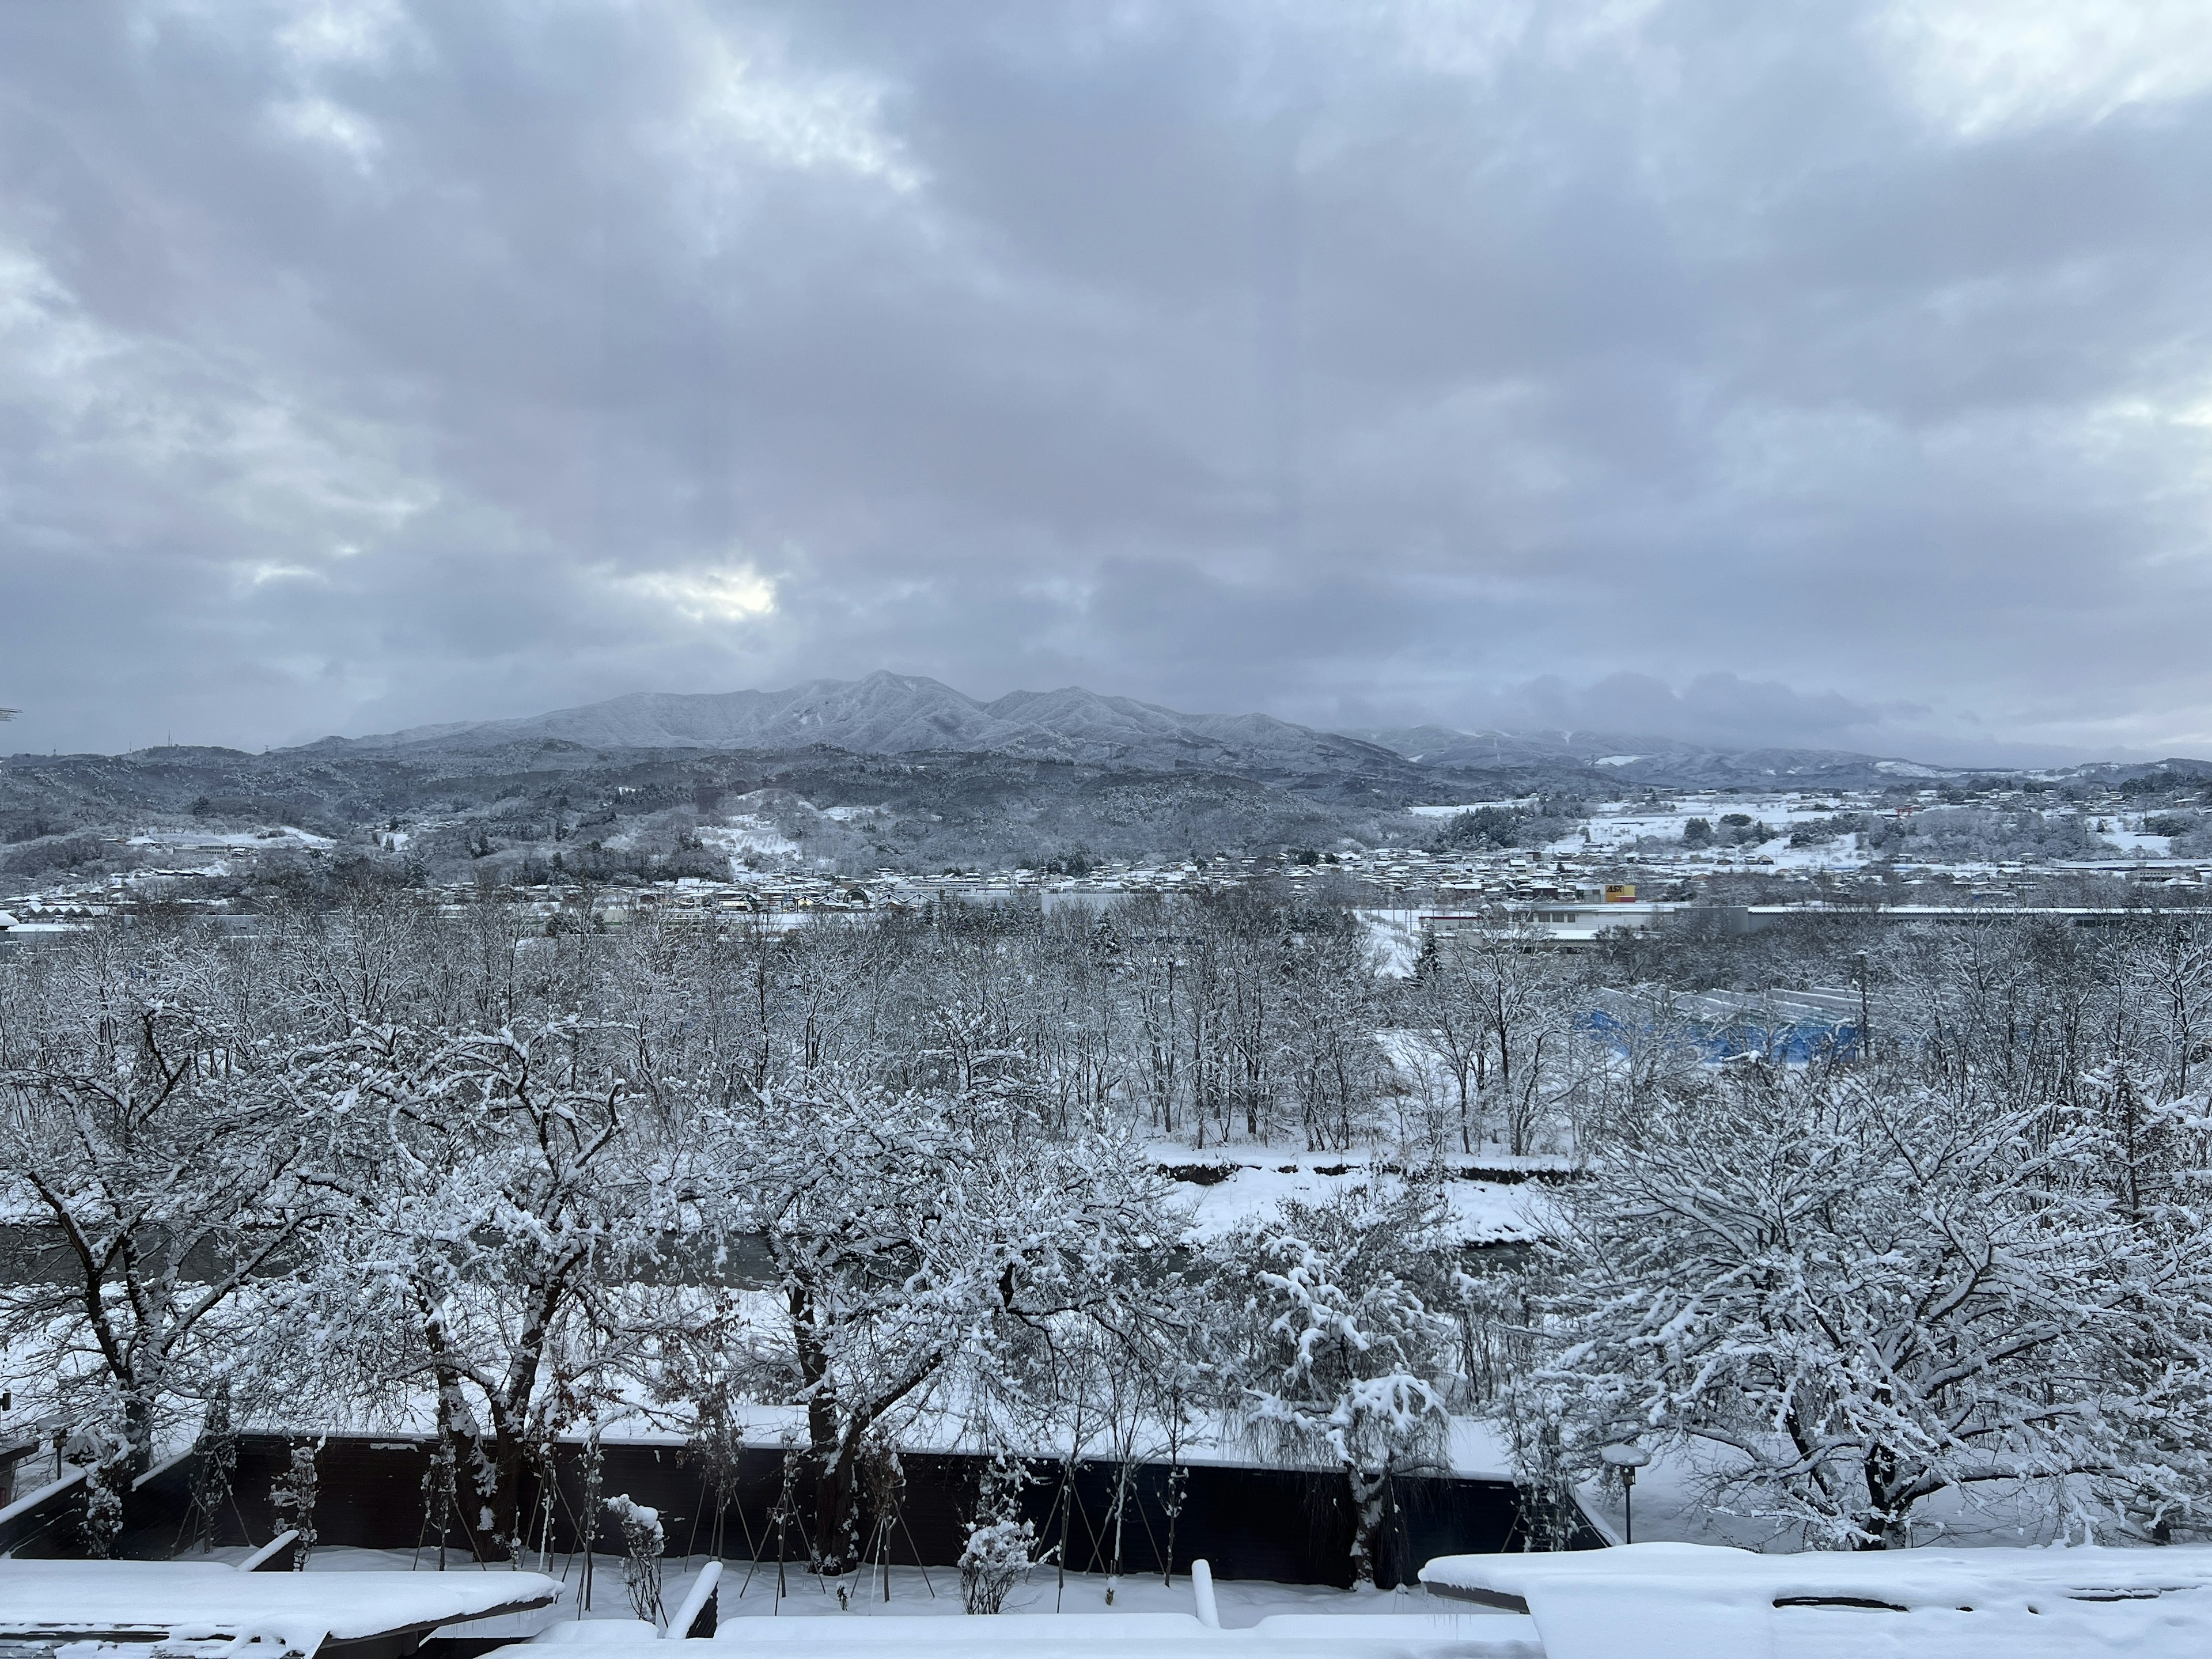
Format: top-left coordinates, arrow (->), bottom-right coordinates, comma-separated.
0,1560 -> 560,1653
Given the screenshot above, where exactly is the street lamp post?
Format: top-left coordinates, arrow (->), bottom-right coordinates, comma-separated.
1600,1442 -> 1652,1544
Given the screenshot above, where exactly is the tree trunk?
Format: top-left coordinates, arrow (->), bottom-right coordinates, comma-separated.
1853,1444 -> 1912,1549
123,1389 -> 156,1477
1347,1464 -> 1389,1586
483,1414 -> 527,1560
812,1438 -> 860,1575
790,1281 -> 858,1575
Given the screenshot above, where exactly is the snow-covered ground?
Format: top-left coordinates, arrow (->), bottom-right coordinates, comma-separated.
702,1564 -> 1472,1624
1406,802 -> 1542,818
1422,1540 -> 2212,1659
1570,1440 -> 2095,1556
1566,796 -> 1872,872
2100,814 -> 2176,854
1407,794 -> 1883,874
1168,1154 -> 1552,1252
25,1537 -> 2207,1658
694,816 -> 803,862
1357,908 -> 1425,976
126,824 -> 335,857
188,1547 -> 1497,1630
217,1540 -> 2212,1657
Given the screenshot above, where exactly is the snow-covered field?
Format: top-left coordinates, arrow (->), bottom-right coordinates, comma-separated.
692,1563 -> 1464,1624
694,816 -> 803,861
1408,794 -> 1883,873
1169,1154 -> 1551,1251
1422,1540 -> 2212,1659
180,1547 -> 1494,1630
126,825 -> 335,852
1357,908 -> 1425,975
1569,796 -> 1870,871
119,1541 -> 2210,1657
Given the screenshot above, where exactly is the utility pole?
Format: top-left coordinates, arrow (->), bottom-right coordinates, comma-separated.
1855,950 -> 1872,1061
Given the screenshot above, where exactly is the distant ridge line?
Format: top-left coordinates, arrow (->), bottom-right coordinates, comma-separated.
296,671 -> 2200,791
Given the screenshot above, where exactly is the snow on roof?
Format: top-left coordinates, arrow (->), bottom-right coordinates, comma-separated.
0,1560 -> 560,1650
1420,1541 -> 2212,1659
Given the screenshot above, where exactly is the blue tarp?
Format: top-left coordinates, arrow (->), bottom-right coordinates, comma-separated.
1581,993 -> 1865,1064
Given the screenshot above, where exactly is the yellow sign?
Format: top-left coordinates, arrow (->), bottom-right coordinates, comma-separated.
1604,883 -> 1637,903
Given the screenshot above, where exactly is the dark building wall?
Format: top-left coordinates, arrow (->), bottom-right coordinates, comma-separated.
113,1434 -> 1593,1590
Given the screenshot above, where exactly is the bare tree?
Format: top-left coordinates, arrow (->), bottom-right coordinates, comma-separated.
294,1017 -> 691,1559
717,1082 -> 1175,1575
0,935 -> 325,1474
1537,1061 -> 2212,1547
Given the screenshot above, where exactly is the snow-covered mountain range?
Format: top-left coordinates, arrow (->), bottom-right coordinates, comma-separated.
326,672 -> 1416,779
323,671 -> 2144,792
8,673 -> 2210,876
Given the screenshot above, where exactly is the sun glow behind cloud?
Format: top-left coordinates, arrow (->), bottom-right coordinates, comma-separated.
1877,0 -> 2212,135
622,565 -> 779,625
659,12 -> 919,194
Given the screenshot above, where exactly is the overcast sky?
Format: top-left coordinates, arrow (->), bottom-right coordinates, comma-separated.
4,1 -> 2211,763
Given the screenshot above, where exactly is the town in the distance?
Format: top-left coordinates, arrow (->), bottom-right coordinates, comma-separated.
5,673 -> 2205,952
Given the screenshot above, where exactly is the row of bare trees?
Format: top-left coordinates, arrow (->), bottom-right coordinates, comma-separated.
0,896 -> 1501,1579
681,889 -> 1594,1158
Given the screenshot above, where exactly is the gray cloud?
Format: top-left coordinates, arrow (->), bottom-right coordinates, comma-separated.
3,1 -> 2211,759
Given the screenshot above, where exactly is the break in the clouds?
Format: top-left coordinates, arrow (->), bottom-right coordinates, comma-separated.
3,0 -> 2211,762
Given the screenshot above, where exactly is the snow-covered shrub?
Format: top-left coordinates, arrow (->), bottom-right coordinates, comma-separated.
959,1458 -> 1036,1615
268,1437 -> 321,1568
854,1439 -> 910,1598
1213,1183 -> 1453,1584
574,1435 -> 606,1608
959,1518 -> 1038,1614
80,1450 -> 125,1559
420,1427 -> 460,1567
604,1493 -> 667,1626
676,1385 -> 748,1562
